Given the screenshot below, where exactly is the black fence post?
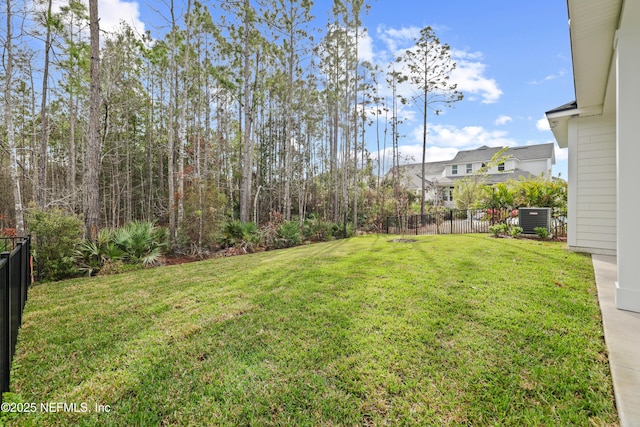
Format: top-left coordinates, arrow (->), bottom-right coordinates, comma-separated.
0,237 -> 32,404
450,211 -> 453,234
0,251 -> 10,396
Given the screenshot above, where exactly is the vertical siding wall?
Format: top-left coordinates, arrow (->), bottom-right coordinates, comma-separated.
569,116 -> 617,254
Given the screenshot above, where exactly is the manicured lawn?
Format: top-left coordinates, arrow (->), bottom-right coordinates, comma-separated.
4,235 -> 617,426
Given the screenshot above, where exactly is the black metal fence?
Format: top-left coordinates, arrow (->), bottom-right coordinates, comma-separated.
0,236 -> 32,401
384,208 -> 567,237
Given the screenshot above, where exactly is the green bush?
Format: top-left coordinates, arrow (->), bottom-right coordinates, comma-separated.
509,226 -> 523,237
534,227 -> 550,239
112,221 -> 169,266
221,220 -> 262,253
489,223 -> 508,237
302,216 -> 337,242
74,221 -> 168,275
74,228 -> 125,276
182,183 -> 228,252
275,221 -> 302,248
488,223 -> 523,238
26,206 -> 84,281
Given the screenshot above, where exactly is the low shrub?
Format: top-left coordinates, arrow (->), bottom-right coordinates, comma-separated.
509,226 -> 523,238
74,221 -> 168,276
489,223 -> 523,238
221,220 -> 262,253
535,227 -> 550,239
112,221 -> 169,266
302,216 -> 337,242
26,206 -> 84,281
489,223 -> 509,237
275,221 -> 302,248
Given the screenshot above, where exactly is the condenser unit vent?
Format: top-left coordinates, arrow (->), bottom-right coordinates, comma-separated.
519,208 -> 551,234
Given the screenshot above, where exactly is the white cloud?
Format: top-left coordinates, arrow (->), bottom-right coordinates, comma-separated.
451,53 -> 502,104
370,29 -> 503,106
50,0 -> 146,36
99,0 -> 146,35
376,25 -> 421,54
530,69 -> 567,85
536,116 -> 551,131
555,145 -> 568,162
427,124 -> 515,148
356,28 -> 375,64
495,115 -> 513,126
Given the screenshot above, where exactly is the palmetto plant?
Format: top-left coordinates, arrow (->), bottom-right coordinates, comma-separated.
275,221 -> 302,248
74,221 -> 168,275
74,228 -> 124,275
222,220 -> 262,253
112,221 -> 169,266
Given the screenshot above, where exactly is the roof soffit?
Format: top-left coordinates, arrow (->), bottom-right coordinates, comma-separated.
568,0 -> 622,111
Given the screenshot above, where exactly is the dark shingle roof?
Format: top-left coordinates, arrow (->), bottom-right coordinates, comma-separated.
397,161 -> 448,188
545,100 -> 578,115
507,143 -> 555,162
450,146 -> 503,163
449,143 -> 555,164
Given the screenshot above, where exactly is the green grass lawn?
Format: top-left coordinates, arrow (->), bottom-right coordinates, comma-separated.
3,235 -> 618,426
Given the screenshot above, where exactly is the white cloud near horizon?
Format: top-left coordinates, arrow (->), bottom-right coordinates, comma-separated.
426,124 -> 515,149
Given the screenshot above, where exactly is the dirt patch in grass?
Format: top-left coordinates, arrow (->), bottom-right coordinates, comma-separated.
388,238 -> 417,243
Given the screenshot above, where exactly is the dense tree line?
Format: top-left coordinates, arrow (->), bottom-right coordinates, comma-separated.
1,0 -> 455,253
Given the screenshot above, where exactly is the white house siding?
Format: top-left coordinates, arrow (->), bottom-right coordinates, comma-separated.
615,10 -> 640,311
514,159 -> 551,178
568,115 -> 617,254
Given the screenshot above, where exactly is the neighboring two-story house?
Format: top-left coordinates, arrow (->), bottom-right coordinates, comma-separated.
394,143 -> 555,207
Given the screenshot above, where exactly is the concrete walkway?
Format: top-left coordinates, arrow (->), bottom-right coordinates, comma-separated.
592,255 -> 640,427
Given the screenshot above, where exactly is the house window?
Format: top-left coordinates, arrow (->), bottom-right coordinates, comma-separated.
443,187 -> 454,202
466,163 -> 472,174
498,162 -> 505,172
451,165 -> 458,175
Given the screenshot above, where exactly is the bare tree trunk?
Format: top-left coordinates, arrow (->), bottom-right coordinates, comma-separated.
239,0 -> 254,223
38,0 -> 53,208
168,1 -> 177,241
420,66 -> 428,218
177,0 -> 192,232
84,0 -> 101,240
352,24 -> 359,231
68,94 -> 77,208
3,0 -> 24,235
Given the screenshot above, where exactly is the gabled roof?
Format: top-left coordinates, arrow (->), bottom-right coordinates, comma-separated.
398,161 -> 449,188
546,100 -> 577,115
448,143 -> 555,164
507,143 -> 555,162
450,146 -> 502,163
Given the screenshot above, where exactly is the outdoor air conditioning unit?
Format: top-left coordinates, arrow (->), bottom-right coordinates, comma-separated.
519,208 -> 551,234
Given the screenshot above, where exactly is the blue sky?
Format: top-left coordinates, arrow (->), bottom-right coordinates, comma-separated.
72,0 -> 573,178
350,1 -> 573,178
